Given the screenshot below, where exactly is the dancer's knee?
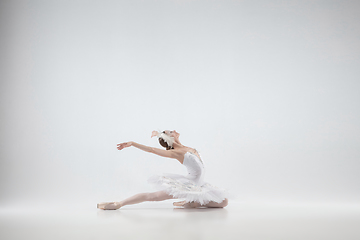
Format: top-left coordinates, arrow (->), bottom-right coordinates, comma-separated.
204,198 -> 228,208
144,192 -> 155,201
220,198 -> 228,207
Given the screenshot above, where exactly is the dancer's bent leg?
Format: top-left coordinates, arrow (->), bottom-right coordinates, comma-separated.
175,198 -> 228,208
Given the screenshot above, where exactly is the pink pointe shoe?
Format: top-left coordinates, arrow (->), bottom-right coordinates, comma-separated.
173,200 -> 187,207
97,202 -> 121,210
173,201 -> 201,208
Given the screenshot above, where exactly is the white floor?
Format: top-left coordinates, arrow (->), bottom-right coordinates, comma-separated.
1,201 -> 360,240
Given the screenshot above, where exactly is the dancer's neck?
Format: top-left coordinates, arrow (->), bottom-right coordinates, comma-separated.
173,142 -> 185,149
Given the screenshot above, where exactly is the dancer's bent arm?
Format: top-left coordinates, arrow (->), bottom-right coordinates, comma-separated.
117,141 -> 178,159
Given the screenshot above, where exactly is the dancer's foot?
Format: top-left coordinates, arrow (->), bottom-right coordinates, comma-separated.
97,202 -> 121,210
183,202 -> 201,208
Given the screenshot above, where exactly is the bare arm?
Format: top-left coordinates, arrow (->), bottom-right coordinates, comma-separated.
117,141 -> 179,159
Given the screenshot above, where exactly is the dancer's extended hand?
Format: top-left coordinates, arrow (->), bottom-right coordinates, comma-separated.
151,131 -> 159,138
117,142 -> 132,150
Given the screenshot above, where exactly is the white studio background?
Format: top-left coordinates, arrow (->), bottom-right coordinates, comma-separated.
1,0 -> 359,208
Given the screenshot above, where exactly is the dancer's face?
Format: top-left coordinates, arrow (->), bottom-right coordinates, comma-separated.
166,130 -> 180,138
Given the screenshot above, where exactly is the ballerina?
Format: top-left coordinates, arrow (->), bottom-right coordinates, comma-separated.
97,130 -> 229,210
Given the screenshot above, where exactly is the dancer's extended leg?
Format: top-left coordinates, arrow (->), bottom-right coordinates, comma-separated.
97,191 -> 174,210
120,191 -> 174,207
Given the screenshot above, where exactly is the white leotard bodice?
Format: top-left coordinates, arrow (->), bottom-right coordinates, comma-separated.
183,152 -> 205,185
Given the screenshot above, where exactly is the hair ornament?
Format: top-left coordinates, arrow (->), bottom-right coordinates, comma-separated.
156,131 -> 175,147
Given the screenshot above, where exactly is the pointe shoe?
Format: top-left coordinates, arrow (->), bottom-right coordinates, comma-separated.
183,202 -> 201,208
173,201 -> 200,208
97,202 -> 121,210
173,201 -> 186,207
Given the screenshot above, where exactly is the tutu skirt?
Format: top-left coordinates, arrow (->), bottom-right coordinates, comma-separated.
147,173 -> 229,205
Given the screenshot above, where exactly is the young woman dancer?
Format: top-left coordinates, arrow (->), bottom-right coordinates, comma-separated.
97,130 -> 229,210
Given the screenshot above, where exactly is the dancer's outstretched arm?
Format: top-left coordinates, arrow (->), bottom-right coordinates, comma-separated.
117,141 -> 179,159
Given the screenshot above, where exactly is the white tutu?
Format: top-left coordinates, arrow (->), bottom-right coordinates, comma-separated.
147,152 -> 229,205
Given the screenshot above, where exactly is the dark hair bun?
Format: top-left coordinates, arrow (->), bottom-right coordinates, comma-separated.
158,131 -> 174,150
